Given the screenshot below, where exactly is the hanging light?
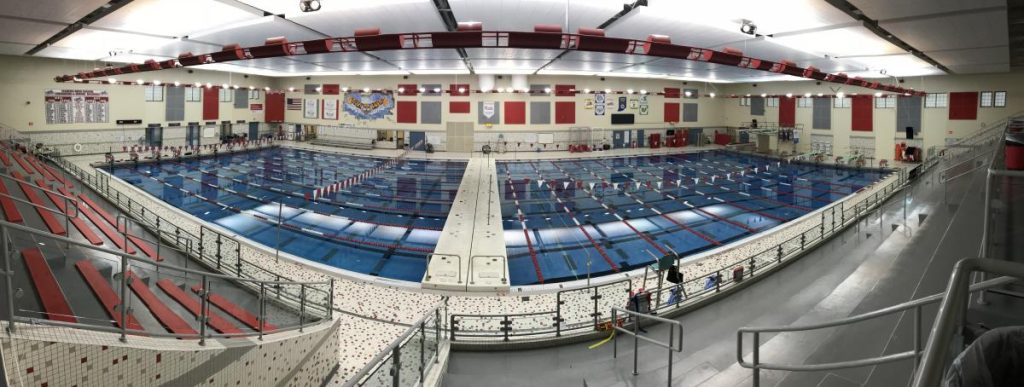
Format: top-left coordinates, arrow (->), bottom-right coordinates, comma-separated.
497,87 -> 505,93
760,93 -> 767,97
836,92 -> 845,98
583,88 -> 591,93
398,87 -> 406,93
249,86 -> 255,90
543,87 -> 551,93
626,89 -> 634,94
173,81 -> 181,87
874,92 -> 883,97
108,78 -> 117,84
153,80 -> 162,86
288,87 -> 295,92
417,87 -> 425,93
136,79 -> 145,85
604,88 -> 611,93
458,87 -> 466,93
433,87 -> 441,93
709,92 -> 716,98
363,87 -> 371,93
640,89 -> 648,95
342,87 -> 349,92
804,92 -> 811,97
194,82 -> 202,88
264,86 -> 270,91
785,93 -> 792,98
817,93 -> 823,97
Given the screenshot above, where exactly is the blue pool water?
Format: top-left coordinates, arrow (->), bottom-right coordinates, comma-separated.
107,147 -> 466,282
498,151 -> 889,285
109,147 -> 887,286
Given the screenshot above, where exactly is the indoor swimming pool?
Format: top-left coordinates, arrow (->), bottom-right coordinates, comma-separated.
107,147 -> 466,282
499,151 -> 889,285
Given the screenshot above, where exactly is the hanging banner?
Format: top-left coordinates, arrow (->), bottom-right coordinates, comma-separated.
45,89 -> 109,124
618,96 -> 627,111
322,99 -> 338,120
595,94 -> 606,116
343,91 -> 395,120
303,99 -> 319,119
482,102 -> 496,118
639,94 -> 650,115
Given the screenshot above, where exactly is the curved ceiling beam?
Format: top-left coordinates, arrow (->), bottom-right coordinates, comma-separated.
54,29 -> 926,95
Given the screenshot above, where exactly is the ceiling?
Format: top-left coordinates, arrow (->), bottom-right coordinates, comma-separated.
0,0 -> 1011,81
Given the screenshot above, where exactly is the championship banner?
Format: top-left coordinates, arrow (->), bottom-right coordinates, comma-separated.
45,89 -> 109,124
303,99 -> 319,119
595,94 -> 606,116
343,91 -> 395,120
482,102 -> 495,118
322,99 -> 338,120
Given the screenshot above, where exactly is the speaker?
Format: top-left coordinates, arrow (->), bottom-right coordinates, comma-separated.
905,126 -> 914,139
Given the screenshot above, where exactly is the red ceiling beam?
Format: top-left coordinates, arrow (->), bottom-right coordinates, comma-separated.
54,29 -> 925,95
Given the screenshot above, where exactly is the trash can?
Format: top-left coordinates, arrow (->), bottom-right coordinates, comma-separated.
1005,133 -> 1024,170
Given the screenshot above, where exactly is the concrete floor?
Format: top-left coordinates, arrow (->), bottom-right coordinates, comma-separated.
443,158 -> 1022,386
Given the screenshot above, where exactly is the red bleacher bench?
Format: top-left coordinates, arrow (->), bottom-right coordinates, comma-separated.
74,260 -> 143,331
22,248 -> 76,323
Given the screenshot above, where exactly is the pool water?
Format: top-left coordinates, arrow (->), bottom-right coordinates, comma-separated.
498,151 -> 888,285
108,147 -> 466,282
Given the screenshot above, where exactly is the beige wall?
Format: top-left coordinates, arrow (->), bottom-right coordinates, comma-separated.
0,55 -> 272,132
719,73 -> 1024,159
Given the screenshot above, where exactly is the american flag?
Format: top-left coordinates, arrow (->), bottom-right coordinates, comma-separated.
286,98 -> 302,110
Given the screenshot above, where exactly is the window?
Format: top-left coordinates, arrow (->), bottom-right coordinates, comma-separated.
995,91 -> 1007,107
740,97 -> 750,106
875,96 -> 896,108
797,98 -> 813,108
766,97 -> 779,108
925,93 -> 947,108
683,88 -> 699,99
219,88 -> 233,102
980,91 -> 993,107
832,97 -> 851,108
982,91 -> 1007,108
185,87 -> 202,102
249,89 -> 261,100
144,85 -> 163,102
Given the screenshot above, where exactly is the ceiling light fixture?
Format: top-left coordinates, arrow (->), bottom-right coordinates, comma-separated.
497,87 -> 505,93
249,86 -> 255,90
709,92 -> 716,98
785,93 -> 792,98
684,91 -> 692,97
299,0 -> 321,12
640,89 -> 648,95
153,80 -> 162,86
604,88 -> 611,93
804,92 -> 811,97
760,93 -> 767,97
342,87 -> 349,92
433,87 -> 441,93
543,87 -> 551,93
398,87 -> 405,93
418,87 -> 425,93
288,87 -> 295,92
626,89 -> 634,94
363,87 -> 370,93
740,19 -> 757,35
817,93 -> 823,97
173,81 -> 180,87
874,92 -> 883,97
458,87 -> 466,93
136,79 -> 144,85
583,88 -> 591,93
836,92 -> 845,98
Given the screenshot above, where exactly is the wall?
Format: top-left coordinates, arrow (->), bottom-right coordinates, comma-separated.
271,74 -> 725,151
719,72 -> 1024,160
1,320 -> 340,387
0,55 -> 271,134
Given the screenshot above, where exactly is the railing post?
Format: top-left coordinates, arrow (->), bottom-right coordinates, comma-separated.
199,227 -> 205,260
667,323 -> 674,387
3,227 -> 14,334
555,292 -> 562,337
913,304 -> 922,374
328,279 -> 335,319
215,233 -> 223,269
258,282 -> 266,341
749,257 -> 756,275
632,311 -> 640,376
419,320 -> 426,385
752,331 -> 760,387
449,314 -> 456,341
776,245 -> 782,264
800,233 -> 806,250
434,307 -> 441,364
715,271 -> 721,293
119,256 -> 129,343
199,275 -> 209,346
299,284 -> 307,333
612,309 -> 618,359
391,345 -> 401,387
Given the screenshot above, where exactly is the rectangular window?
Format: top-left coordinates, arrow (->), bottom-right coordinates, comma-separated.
875,96 -> 896,108
144,85 -> 164,102
833,97 -> 851,108
682,88 -> 699,99
249,89 -> 261,100
994,91 -> 1006,107
766,97 -> 779,108
740,97 -> 750,106
925,93 -> 947,108
797,97 -> 813,108
980,91 -> 993,107
219,88 -> 232,102
185,87 -> 202,102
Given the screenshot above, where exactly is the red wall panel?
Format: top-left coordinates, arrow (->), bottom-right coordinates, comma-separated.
664,102 -> 680,122
202,87 -> 219,120
449,83 -> 470,96
851,95 -> 873,131
555,101 -> 575,124
321,84 -> 340,95
664,88 -> 681,98
779,97 -> 796,127
397,101 -> 417,123
449,101 -> 471,114
949,92 -> 978,120
555,84 -> 575,97
505,101 -> 526,124
397,84 -> 418,96
265,93 -> 285,123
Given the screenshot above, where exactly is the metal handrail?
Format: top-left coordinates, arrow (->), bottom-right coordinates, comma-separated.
914,259 -> 1024,386
345,300 -> 447,387
468,254 -> 508,285
736,274 -> 1018,386
611,306 -> 684,387
424,252 -> 463,285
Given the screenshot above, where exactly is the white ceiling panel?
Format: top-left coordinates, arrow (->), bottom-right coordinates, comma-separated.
391,59 -> 467,71
849,0 -> 1005,21
91,0 -> 261,38
0,16 -> 67,45
40,28 -> 177,61
472,59 -> 552,72
450,0 -> 628,33
771,26 -> 905,58
286,0 -> 446,36
946,63 -> 1011,74
927,47 -> 1009,69
373,49 -> 463,61
0,42 -> 35,56
302,52 -> 378,64
841,54 -> 943,77
559,51 -> 651,65
131,40 -> 221,59
880,10 -> 1007,53
465,48 -> 563,61
186,16 -> 324,47
0,0 -> 110,24
314,60 -> 407,73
